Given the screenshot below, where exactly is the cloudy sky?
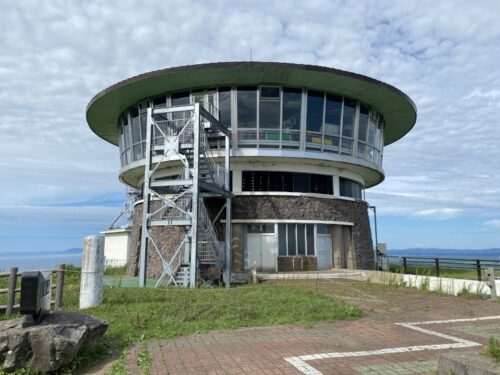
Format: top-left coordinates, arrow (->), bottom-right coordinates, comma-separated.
0,0 -> 499,253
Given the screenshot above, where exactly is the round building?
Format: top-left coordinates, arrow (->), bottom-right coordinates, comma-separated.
86,62 -> 416,286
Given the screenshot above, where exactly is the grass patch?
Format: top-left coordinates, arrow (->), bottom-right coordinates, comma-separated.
104,266 -> 128,277
390,265 -> 480,280
484,337 -> 500,363
137,341 -> 151,375
85,283 -> 363,350
2,268 -> 363,374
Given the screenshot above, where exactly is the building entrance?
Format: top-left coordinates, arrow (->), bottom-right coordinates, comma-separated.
246,224 -> 277,271
316,235 -> 333,269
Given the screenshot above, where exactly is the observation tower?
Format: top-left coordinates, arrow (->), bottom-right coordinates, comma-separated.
86,62 -> 417,287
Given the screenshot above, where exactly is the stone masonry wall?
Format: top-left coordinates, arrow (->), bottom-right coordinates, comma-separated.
128,203 -> 185,279
128,195 -> 374,277
233,196 -> 374,270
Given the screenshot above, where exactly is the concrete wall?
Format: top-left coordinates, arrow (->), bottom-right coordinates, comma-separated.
353,269 -> 500,296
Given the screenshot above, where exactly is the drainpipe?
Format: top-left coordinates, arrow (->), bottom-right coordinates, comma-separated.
369,206 -> 378,270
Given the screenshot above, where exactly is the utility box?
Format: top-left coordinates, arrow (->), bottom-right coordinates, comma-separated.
20,271 -> 51,324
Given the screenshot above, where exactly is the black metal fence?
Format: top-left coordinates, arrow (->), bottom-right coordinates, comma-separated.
386,256 -> 500,280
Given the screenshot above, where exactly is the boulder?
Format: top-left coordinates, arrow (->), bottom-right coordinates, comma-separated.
0,311 -> 108,373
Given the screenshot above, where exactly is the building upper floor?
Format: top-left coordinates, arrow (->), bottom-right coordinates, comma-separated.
86,62 -> 417,189
117,86 -> 385,168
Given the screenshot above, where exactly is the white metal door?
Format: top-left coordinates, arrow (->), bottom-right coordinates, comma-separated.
247,234 -> 262,270
316,235 -> 333,270
247,234 -> 277,272
261,235 -> 277,271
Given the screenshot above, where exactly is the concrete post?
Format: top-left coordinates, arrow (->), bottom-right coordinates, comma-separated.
486,268 -> 497,301
80,235 -> 105,309
251,267 -> 257,284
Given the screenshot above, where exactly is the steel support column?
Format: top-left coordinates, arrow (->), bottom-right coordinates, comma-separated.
139,107 -> 154,287
224,133 -> 232,287
189,104 -> 200,288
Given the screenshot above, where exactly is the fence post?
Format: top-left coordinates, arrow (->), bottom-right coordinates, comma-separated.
476,259 -> 481,281
402,257 -> 407,274
435,258 -> 440,277
55,264 -> 65,310
6,267 -> 18,316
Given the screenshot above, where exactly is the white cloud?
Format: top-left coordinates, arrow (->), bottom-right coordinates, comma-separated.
412,208 -> 462,220
485,220 -> 500,229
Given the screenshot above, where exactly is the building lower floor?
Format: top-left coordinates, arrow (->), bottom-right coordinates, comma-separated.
126,195 -> 374,279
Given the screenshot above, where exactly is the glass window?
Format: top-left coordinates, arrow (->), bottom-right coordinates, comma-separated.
131,115 -> 141,144
269,172 -> 293,192
378,123 -> 384,150
287,224 -> 296,255
153,96 -> 166,107
317,224 -> 329,234
218,87 -> 231,127
133,144 -> 142,161
311,174 -> 333,194
259,87 -> 280,129
341,138 -> 353,155
282,88 -> 301,131
123,122 -> 130,148
171,91 -> 190,106
342,98 -> 356,138
368,119 -> 377,145
260,86 -> 280,98
277,223 -> 317,257
237,87 -> 257,128
306,225 -> 315,255
297,224 -> 306,255
294,173 -> 311,193
140,114 -> 147,141
242,171 -> 333,195
358,105 -> 369,142
278,224 -> 287,256
247,224 -> 275,233
339,178 -> 362,199
324,94 -> 342,135
306,91 -> 324,132
192,91 -> 205,105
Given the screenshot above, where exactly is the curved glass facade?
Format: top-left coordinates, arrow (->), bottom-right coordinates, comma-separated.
118,86 -> 384,169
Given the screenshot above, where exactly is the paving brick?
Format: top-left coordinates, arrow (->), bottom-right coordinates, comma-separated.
128,280 -> 500,374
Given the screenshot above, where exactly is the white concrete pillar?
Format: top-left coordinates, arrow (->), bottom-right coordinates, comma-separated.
79,235 -> 105,309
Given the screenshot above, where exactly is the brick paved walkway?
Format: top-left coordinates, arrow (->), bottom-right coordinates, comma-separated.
126,280 -> 500,374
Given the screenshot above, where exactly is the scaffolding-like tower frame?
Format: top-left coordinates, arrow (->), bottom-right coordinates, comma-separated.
138,103 -> 232,288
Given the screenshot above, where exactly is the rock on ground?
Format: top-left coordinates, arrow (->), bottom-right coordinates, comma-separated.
0,311 -> 108,373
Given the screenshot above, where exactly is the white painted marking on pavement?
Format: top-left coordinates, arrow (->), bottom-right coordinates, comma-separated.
284,315 -> 500,374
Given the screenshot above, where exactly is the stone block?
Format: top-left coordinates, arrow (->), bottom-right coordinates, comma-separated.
0,311 -> 108,373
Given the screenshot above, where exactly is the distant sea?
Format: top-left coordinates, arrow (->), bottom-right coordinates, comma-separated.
387,248 -> 500,259
0,249 -> 82,271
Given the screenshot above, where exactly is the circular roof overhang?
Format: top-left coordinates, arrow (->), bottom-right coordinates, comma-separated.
86,61 -> 417,146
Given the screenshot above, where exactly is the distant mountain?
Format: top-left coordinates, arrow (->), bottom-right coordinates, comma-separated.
0,248 -> 82,257
388,248 -> 500,259
63,248 -> 83,254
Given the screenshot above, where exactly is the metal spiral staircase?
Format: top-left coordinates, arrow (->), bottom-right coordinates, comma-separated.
138,103 -> 232,288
